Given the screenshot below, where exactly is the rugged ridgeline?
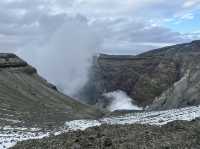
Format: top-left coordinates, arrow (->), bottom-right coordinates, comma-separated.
0,53 -> 102,128
81,40 -> 200,110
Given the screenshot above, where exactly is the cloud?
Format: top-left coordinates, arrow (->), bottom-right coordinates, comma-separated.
0,0 -> 199,53
0,0 -> 199,95
91,17 -> 189,54
53,0 -> 200,20
180,13 -> 194,20
0,1 -> 102,96
183,0 -> 200,8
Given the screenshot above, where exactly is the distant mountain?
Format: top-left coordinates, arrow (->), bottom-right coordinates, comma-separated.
81,40 -> 200,110
0,53 -> 102,128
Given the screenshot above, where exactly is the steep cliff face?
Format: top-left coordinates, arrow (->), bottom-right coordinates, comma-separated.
141,40 -> 200,110
81,40 -> 200,109
0,53 -> 102,128
148,69 -> 200,110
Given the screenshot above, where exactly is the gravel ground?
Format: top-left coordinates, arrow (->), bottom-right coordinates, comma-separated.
12,118 -> 200,149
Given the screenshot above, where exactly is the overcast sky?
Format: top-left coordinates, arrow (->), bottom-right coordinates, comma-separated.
1,0 -> 200,96
0,0 -> 200,54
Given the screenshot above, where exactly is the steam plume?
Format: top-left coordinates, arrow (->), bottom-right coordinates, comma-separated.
18,16 -> 101,97
104,90 -> 143,111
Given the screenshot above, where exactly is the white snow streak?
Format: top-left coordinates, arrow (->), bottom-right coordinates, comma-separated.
65,105 -> 200,130
2,105 -> 200,148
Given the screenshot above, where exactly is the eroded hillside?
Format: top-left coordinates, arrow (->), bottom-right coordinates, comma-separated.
0,53 -> 102,128
81,40 -> 200,110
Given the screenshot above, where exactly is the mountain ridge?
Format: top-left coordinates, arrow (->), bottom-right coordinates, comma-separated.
80,40 -> 200,110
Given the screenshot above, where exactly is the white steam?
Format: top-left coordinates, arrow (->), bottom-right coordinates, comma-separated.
18,16 -> 101,97
104,90 -> 143,112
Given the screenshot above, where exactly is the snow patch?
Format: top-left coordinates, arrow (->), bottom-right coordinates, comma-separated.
65,105 -> 200,130
0,127 -> 49,149
65,120 -> 101,131
2,105 -> 200,148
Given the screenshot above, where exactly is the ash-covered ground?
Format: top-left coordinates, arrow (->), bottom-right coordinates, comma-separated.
1,105 -> 200,149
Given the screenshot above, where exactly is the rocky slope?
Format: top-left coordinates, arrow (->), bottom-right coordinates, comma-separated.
12,118 -> 200,149
0,53 -> 102,128
2,104 -> 200,148
81,40 -> 200,110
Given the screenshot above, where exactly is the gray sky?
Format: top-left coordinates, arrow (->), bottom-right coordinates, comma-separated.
1,0 -> 200,97
0,0 -> 200,54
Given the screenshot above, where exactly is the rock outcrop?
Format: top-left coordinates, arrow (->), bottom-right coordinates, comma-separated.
12,119 -> 200,149
80,40 -> 200,110
0,53 -> 102,128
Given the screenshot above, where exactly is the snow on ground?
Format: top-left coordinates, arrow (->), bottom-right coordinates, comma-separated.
65,105 -> 200,130
0,127 -> 49,149
65,120 -> 101,131
2,105 -> 200,148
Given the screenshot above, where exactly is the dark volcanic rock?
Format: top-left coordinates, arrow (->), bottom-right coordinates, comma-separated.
12,119 -> 200,149
0,53 -> 102,128
80,40 -> 200,110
